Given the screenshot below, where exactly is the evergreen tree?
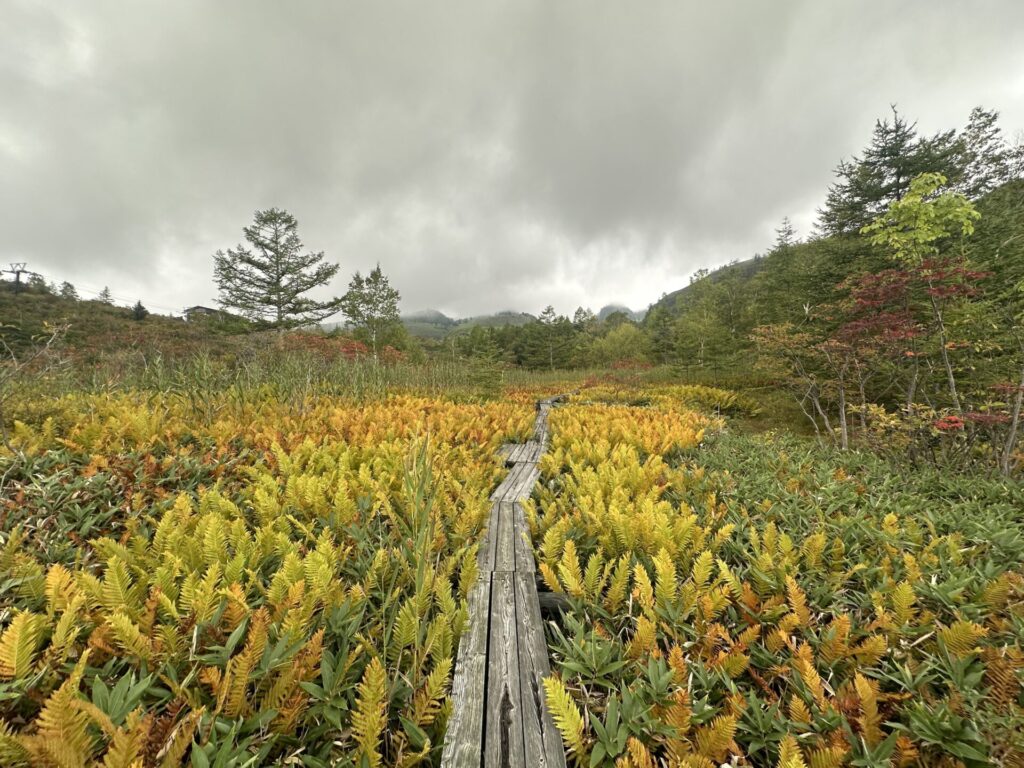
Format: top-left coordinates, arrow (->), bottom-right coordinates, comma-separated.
98,286 -> 113,304
773,217 -> 797,251
214,208 -> 344,329
58,282 -> 78,300
572,306 -> 597,331
27,274 -> 50,294
131,300 -> 149,321
643,302 -> 677,363
458,325 -> 500,361
955,107 -> 1018,199
818,106 -> 961,235
341,265 -> 401,360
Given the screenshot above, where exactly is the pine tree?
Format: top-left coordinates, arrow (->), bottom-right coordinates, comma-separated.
214,208 -> 344,329
644,303 -> 677,364
341,265 -> 401,360
773,217 -> 797,251
131,301 -> 149,321
98,286 -> 113,304
955,107 -> 1017,199
818,106 -> 961,235
27,274 -> 49,294
58,282 -> 78,300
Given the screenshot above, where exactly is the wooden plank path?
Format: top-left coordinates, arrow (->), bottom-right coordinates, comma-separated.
441,398 -> 567,768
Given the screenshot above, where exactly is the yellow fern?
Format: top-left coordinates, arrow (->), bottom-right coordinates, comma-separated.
543,675 -> 588,765
890,581 -> 917,625
101,710 -> 150,768
695,713 -> 736,762
0,721 -> 31,768
777,735 -> 808,768
806,746 -> 847,768
222,608 -> 268,718
21,651 -> 96,767
0,612 -> 44,680
411,658 -> 452,726
939,620 -> 987,658
854,672 -> 882,747
785,576 -> 812,627
106,612 -> 153,662
352,656 -> 388,768
558,540 -> 585,598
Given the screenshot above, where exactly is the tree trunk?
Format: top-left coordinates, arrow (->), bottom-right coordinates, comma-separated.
1001,363 -> 1024,476
928,284 -> 962,413
837,376 -> 849,450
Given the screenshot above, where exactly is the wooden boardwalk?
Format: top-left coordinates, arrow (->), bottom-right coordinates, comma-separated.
441,398 -> 566,768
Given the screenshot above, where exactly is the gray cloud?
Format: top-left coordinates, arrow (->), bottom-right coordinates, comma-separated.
2,0 -> 1023,317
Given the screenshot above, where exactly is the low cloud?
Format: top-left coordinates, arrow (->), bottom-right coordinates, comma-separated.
2,0 -> 1022,317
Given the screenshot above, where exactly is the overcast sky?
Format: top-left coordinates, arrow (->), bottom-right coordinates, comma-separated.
3,2 -> 1023,318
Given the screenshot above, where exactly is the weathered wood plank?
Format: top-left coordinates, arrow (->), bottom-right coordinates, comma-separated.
512,502 -> 535,574
515,572 -> 566,768
511,443 -> 528,464
442,575 -> 492,768
444,395 -> 570,768
494,500 -> 516,573
485,573 -> 525,768
490,462 -> 525,501
477,501 -> 499,573
507,465 -> 539,503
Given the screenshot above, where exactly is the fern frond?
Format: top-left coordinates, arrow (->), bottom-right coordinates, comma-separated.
412,657 -> 452,726
690,550 -> 714,593
222,608 -> 268,718
106,612 -> 153,662
540,563 -> 563,594
102,711 -> 151,768
626,616 -> 657,659
653,548 -> 677,608
23,651 -> 96,767
558,540 -> 585,598
101,557 -> 142,620
603,556 -> 631,614
542,675 -> 588,765
624,737 -> 655,768
806,745 -> 847,768
0,721 -> 31,768
390,598 -> 420,662
695,713 -> 736,762
792,643 -> 827,709
785,576 -> 811,627
889,581 -> 917,625
667,644 -> 688,685
352,656 -> 388,768
632,564 -> 655,615
777,735 -> 808,768
854,672 -> 882,747
45,564 -> 80,615
0,612 -> 44,680
939,620 -> 987,658
788,695 -> 811,724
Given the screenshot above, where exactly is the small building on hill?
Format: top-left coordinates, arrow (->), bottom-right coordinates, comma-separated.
183,305 -> 223,321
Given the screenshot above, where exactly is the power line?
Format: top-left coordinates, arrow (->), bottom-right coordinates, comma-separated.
25,270 -> 190,315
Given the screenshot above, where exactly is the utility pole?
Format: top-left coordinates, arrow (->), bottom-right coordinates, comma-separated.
3,263 -> 31,294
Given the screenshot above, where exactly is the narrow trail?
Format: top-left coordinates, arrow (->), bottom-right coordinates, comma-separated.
441,397 -> 567,768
